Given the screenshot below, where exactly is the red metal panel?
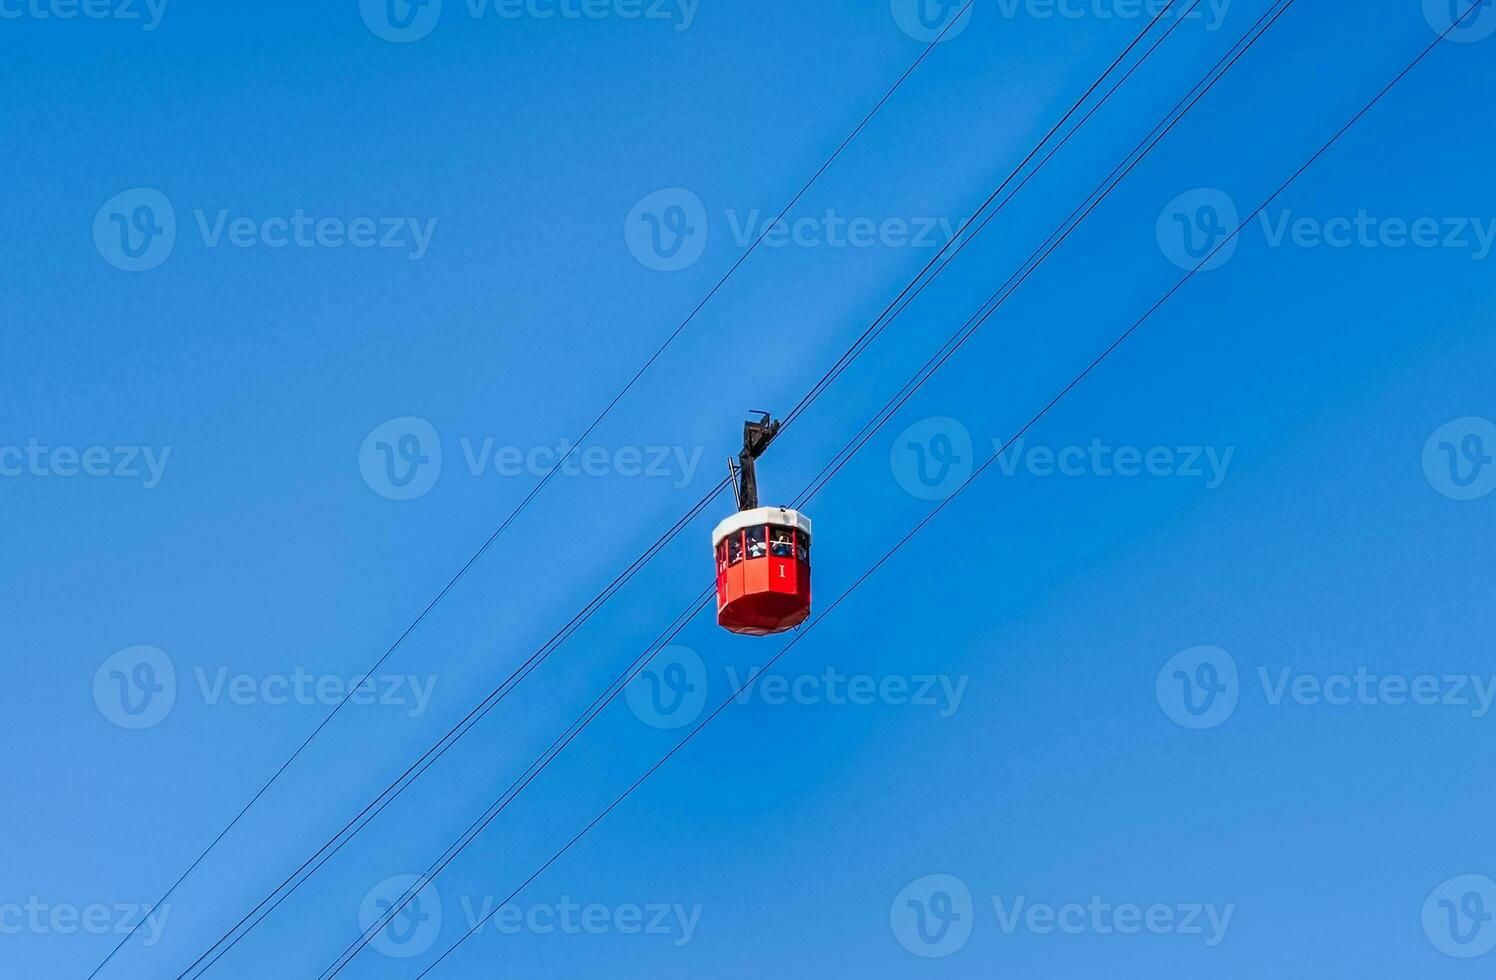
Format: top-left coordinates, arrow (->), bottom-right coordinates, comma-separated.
714,517 -> 813,635
744,556 -> 768,594
725,561 -> 745,605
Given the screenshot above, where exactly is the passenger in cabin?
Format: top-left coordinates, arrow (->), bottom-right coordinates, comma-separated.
770,526 -> 793,557
746,525 -> 767,558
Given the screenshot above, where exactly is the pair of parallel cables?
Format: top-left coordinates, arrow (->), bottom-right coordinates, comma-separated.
170,1 -> 1214,977
354,3 -> 1484,977
324,0 -> 1346,975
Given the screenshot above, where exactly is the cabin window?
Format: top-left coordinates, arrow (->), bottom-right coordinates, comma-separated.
769,525 -> 794,557
727,531 -> 743,565
746,524 -> 767,559
796,530 -> 810,564
716,539 -> 727,569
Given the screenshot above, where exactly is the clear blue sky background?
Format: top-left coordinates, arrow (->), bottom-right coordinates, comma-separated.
5,1 -> 1496,977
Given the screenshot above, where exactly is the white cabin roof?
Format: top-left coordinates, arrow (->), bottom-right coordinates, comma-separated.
712,506 -> 812,546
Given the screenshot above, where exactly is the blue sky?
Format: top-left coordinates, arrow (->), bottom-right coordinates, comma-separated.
5,1 -> 1496,977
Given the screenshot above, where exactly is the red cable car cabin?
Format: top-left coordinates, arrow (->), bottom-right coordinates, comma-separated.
712,506 -> 812,636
